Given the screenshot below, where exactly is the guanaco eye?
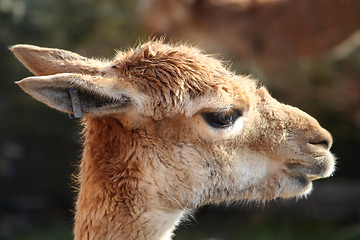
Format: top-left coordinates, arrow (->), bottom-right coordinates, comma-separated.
202,109 -> 242,128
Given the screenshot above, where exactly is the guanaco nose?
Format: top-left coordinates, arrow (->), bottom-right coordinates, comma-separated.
308,127 -> 333,151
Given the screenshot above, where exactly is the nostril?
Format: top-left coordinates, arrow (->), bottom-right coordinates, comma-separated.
310,140 -> 330,150
307,127 -> 333,151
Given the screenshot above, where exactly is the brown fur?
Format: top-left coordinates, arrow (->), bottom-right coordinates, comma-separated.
12,41 -> 335,239
140,0 -> 360,60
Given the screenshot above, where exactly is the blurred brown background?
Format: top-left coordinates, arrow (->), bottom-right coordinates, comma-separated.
1,0 -> 360,239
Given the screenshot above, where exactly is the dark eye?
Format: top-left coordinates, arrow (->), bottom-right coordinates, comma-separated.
202,109 -> 242,128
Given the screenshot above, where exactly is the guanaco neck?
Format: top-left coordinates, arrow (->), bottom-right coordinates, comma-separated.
73,117 -> 184,240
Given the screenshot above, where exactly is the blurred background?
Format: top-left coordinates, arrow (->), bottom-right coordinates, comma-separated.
1,0 -> 360,239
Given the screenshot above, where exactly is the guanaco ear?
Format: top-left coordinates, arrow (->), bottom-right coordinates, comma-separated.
16,73 -> 141,117
11,44 -> 106,76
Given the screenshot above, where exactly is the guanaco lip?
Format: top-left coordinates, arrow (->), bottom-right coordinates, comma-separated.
286,162 -> 325,181
306,175 -> 322,181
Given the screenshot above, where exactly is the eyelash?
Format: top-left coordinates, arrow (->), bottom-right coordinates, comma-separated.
202,109 -> 242,128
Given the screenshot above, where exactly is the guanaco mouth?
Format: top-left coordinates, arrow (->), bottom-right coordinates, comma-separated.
286,162 -> 329,182
306,175 -> 322,181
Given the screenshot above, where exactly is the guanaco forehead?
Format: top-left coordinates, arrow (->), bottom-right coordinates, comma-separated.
179,77 -> 258,117
109,42 -> 259,117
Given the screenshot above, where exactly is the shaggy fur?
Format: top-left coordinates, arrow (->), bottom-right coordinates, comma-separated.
12,41 -> 335,240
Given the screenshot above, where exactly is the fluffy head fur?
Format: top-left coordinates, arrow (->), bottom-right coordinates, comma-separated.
12,41 -> 335,240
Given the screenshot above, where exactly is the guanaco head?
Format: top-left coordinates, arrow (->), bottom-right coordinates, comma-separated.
12,41 -> 335,208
